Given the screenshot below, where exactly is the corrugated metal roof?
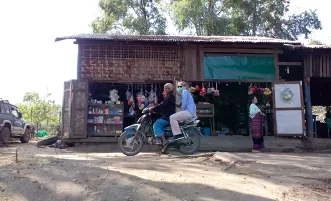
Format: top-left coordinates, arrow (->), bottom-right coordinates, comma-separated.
284,44 -> 331,50
301,45 -> 331,49
55,33 -> 301,44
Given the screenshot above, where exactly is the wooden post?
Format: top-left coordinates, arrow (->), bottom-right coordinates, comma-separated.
304,77 -> 314,139
274,53 -> 279,80
302,53 -> 315,149
77,44 -> 82,80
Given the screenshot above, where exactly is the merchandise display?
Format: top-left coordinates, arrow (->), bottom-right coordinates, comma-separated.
86,83 -> 168,137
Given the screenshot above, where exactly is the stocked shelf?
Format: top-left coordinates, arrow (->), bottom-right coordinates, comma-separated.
87,103 -> 124,137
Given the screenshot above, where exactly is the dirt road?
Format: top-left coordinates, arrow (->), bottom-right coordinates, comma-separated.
0,142 -> 330,201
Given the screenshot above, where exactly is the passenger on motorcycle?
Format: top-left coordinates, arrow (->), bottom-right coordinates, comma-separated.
170,81 -> 197,140
150,83 -> 176,149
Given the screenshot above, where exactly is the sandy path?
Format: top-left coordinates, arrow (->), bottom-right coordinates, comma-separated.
0,142 -> 330,201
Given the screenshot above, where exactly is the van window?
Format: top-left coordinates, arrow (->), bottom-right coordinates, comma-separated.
0,103 -> 4,113
3,104 -> 10,114
11,107 -> 19,118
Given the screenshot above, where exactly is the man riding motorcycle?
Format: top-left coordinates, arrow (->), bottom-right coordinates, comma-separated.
150,83 -> 176,153
169,81 -> 197,140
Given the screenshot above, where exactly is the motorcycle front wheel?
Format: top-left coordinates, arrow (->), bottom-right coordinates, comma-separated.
178,127 -> 201,155
118,131 -> 144,156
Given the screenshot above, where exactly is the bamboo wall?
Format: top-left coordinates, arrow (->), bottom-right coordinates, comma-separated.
78,42 -> 184,82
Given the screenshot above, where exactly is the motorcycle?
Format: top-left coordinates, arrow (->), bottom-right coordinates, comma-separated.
118,107 -> 202,156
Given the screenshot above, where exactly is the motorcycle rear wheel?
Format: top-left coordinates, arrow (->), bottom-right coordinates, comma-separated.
118,131 -> 144,156
178,128 -> 201,155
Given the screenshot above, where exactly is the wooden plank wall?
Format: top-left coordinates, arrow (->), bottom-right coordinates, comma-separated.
304,52 -> 331,78
183,44 -> 201,80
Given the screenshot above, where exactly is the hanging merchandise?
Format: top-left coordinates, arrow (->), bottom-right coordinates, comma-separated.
126,85 -> 132,105
128,86 -> 135,116
254,83 -> 260,93
129,104 -> 135,116
148,84 -> 157,107
128,95 -> 134,106
263,88 -> 272,96
195,84 -> 201,92
248,84 -> 258,95
207,82 -> 213,95
213,82 -> 220,96
148,84 -> 156,102
210,82 -> 216,93
144,85 -> 149,107
248,84 -> 253,95
136,86 -> 146,110
188,82 -> 196,93
200,82 -> 207,96
109,89 -> 120,102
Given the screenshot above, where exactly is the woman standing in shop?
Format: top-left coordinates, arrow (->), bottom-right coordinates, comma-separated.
249,96 -> 265,152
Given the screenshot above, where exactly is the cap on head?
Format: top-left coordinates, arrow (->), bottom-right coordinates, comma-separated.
164,83 -> 173,91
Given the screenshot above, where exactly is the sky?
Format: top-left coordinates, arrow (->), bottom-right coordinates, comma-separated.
0,0 -> 330,105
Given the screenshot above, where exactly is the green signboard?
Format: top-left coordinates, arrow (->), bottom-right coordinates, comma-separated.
204,55 -> 275,80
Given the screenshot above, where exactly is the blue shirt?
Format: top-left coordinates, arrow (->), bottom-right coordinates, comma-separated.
181,89 -> 196,117
249,103 -> 260,119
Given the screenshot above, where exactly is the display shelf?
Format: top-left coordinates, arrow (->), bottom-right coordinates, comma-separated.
196,104 -> 215,135
196,104 -> 214,117
87,103 -> 124,137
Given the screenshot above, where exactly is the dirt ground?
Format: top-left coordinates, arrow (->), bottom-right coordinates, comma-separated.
0,142 -> 330,201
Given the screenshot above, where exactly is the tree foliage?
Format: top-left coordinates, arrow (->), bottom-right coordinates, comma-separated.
222,0 -> 322,40
91,0 -> 166,35
16,92 -> 61,132
91,0 -> 322,39
169,0 -> 322,39
170,0 -> 230,36
308,39 -> 324,45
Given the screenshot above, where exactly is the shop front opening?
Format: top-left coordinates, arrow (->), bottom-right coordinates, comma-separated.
86,80 -> 274,138
310,78 -> 331,138
87,81 -> 171,137
186,81 -> 274,137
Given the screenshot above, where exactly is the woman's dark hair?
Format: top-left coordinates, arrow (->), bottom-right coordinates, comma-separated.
249,95 -> 256,102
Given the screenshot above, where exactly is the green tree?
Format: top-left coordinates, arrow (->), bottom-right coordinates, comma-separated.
308,39 -> 323,45
170,0 -> 322,39
91,0 -> 166,35
170,0 -> 230,36
16,92 -> 61,133
222,0 -> 322,40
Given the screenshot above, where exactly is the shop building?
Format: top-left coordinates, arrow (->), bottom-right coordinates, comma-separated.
55,34 -> 330,145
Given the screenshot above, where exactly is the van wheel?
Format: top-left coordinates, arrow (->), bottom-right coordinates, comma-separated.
20,129 -> 30,143
0,127 -> 11,144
